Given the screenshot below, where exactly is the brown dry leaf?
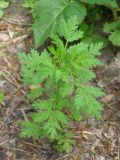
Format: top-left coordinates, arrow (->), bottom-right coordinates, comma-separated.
0,33 -> 9,42
0,24 -> 8,31
101,94 -> 114,104
96,156 -> 105,160
5,150 -> 16,160
72,154 -> 79,160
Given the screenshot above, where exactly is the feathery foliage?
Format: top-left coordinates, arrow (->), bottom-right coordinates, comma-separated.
19,17 -> 104,152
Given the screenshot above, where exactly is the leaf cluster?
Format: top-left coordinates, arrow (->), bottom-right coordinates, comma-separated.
19,17 -> 104,152
23,0 -> 118,48
80,23 -> 108,48
104,21 -> 120,46
0,0 -> 9,18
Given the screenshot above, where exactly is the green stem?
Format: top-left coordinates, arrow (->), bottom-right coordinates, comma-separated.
110,8 -> 118,21
56,80 -> 60,107
65,41 -> 68,49
113,9 -> 118,21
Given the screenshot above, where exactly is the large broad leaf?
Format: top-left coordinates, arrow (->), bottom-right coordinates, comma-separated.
33,0 -> 86,48
80,0 -> 118,8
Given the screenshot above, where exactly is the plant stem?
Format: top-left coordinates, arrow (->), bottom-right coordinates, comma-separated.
56,80 -> 60,107
110,8 -> 118,21
65,41 -> 68,49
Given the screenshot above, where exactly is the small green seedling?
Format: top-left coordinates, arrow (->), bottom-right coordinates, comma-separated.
19,17 -> 105,152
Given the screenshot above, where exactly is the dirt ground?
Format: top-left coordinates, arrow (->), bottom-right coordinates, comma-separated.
0,1 -> 119,160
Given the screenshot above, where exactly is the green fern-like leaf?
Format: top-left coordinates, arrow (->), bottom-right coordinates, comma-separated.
32,110 -> 52,123
59,82 -> 74,97
32,99 -> 53,110
89,42 -> 103,56
54,110 -> 69,126
19,49 -> 54,84
21,122 -> 42,139
74,86 -> 104,118
57,132 -> 75,153
44,120 -> 61,140
77,68 -> 96,83
60,16 -> 84,42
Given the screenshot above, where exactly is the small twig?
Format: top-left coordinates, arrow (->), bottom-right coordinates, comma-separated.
118,130 -> 120,160
7,34 -> 30,45
106,104 -> 117,112
15,107 -> 31,111
104,122 -> 120,126
76,130 -> 95,135
7,147 -> 31,153
10,86 -> 26,96
0,106 -> 17,131
0,140 -> 8,146
22,141 -> 40,149
56,154 -> 70,160
20,109 -> 29,121
0,100 -> 24,131
2,18 -> 31,26
0,67 -> 25,95
0,67 -> 20,87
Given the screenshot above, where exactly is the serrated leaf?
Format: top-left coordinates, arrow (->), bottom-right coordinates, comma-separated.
59,82 -> 74,97
44,120 -> 61,139
89,42 -> 103,56
33,111 -> 51,123
71,108 -> 82,121
54,110 -> 69,125
78,86 -> 105,97
74,87 -> 104,118
77,68 -> 96,83
32,99 -> 53,110
21,121 -> 42,139
59,17 -> 83,42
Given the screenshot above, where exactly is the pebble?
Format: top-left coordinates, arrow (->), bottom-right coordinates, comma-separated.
101,94 -> 114,104
0,33 -> 9,42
